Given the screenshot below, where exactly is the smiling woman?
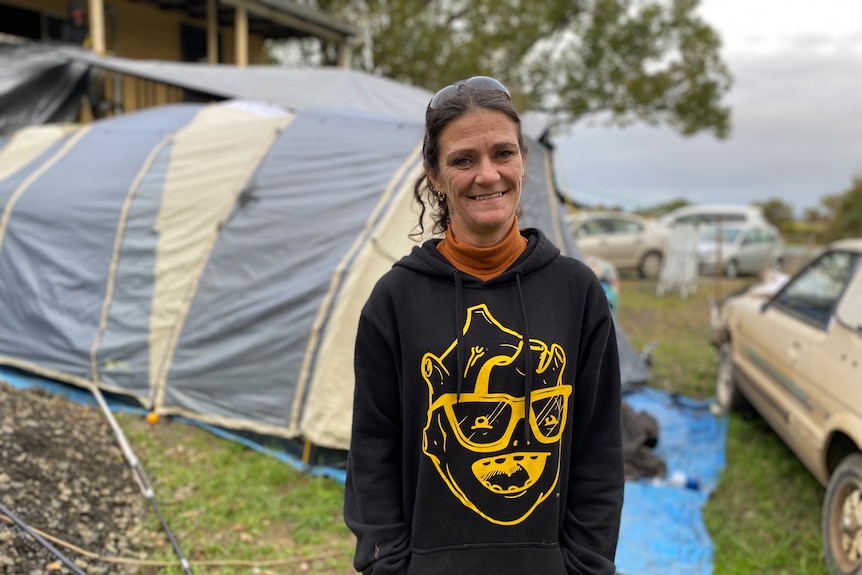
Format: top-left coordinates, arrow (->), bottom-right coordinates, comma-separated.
343,77 -> 625,575
428,109 -> 525,247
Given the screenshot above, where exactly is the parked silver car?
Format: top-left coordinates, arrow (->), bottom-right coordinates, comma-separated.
697,222 -> 784,277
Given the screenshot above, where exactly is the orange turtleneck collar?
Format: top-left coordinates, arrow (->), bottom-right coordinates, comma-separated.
437,218 -> 528,281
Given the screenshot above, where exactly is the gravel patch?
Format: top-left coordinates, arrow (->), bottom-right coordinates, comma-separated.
0,380 -> 154,574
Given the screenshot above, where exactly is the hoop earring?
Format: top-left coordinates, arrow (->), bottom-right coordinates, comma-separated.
428,181 -> 445,203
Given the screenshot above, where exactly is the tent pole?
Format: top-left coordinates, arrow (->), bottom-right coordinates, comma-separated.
302,438 -> 313,465
90,387 -> 194,575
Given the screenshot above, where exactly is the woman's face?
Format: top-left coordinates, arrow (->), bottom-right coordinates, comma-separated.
428,109 -> 525,247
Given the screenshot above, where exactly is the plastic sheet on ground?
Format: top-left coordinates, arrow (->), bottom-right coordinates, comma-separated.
616,387 -> 728,575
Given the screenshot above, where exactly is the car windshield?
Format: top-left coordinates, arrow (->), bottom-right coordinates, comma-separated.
699,226 -> 742,242
774,250 -> 861,328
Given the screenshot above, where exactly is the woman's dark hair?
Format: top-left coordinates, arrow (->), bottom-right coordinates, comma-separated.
411,85 -> 527,239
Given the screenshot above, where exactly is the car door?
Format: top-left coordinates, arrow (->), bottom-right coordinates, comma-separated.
730,287 -> 805,437
605,217 -> 645,269
736,228 -> 767,274
575,217 -> 641,269
575,219 -> 616,262
758,250 -> 862,470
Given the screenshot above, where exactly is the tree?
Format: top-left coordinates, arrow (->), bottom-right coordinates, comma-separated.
645,198 -> 691,216
823,177 -> 862,242
755,198 -> 794,232
820,193 -> 844,221
276,0 -> 732,138
803,208 -> 822,224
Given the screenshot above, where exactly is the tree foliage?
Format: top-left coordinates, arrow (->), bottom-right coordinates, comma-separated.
280,0 -> 732,137
822,177 -> 862,242
754,198 -> 795,232
640,197 -> 691,217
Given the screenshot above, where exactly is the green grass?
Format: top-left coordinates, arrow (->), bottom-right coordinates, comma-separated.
706,414 -> 826,574
115,415 -> 356,574
105,272 -> 828,574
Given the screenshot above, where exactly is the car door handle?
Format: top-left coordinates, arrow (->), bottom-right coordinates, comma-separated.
788,341 -> 800,365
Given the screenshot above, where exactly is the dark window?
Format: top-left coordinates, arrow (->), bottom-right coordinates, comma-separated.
181,23 -> 218,63
0,3 -> 70,41
0,3 -> 42,39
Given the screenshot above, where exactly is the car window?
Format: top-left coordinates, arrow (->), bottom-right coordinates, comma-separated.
578,220 -> 608,236
700,226 -> 743,242
772,250 -> 861,329
835,260 -> 862,332
741,230 -> 758,244
611,219 -> 643,234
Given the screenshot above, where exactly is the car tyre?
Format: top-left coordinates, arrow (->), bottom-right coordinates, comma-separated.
639,251 -> 663,279
823,453 -> 862,575
715,341 -> 747,412
725,259 -> 739,278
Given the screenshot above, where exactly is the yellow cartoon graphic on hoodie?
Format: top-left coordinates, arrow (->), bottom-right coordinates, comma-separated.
421,303 -> 571,525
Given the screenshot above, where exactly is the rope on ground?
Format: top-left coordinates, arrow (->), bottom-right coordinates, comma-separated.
0,512 -> 344,568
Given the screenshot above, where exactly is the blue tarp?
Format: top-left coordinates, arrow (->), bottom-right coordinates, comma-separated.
616,387 -> 728,575
2,367 -> 726,574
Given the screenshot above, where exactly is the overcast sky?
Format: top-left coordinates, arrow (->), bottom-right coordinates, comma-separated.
554,0 -> 862,216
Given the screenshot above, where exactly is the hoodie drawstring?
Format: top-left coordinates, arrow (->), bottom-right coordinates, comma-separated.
451,271 -> 533,443
453,271 -> 465,402
515,273 -> 533,444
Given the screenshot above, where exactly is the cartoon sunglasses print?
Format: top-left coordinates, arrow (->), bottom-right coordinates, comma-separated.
429,385 -> 572,453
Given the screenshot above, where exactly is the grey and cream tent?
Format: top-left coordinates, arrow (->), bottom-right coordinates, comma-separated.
0,69 -> 650,458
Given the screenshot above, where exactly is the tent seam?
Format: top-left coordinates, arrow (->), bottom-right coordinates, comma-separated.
88,134 -> 176,391
288,139 -> 424,433
0,126 -> 91,253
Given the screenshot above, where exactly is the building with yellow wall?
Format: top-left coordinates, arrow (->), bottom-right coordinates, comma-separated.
0,0 -> 355,114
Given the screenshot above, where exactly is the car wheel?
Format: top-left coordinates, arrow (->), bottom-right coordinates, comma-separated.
725,259 -> 739,278
715,341 -> 747,412
823,453 -> 862,575
639,251 -> 663,279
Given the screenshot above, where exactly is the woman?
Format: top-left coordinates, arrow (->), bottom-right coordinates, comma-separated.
344,77 -> 623,575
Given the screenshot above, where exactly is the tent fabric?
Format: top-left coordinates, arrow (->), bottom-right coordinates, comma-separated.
0,42 -> 90,136
0,99 -> 651,449
0,39 -> 551,143
0,94 -> 651,451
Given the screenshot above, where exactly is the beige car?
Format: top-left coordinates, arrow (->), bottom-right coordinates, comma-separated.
566,211 -> 669,278
710,239 -> 862,575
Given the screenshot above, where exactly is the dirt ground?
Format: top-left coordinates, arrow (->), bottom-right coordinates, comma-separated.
0,380 -> 156,574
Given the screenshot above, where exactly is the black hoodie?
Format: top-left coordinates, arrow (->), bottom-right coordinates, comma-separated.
344,228 -> 623,575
